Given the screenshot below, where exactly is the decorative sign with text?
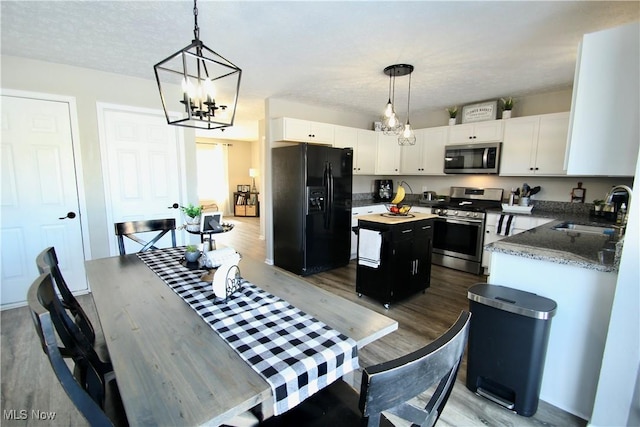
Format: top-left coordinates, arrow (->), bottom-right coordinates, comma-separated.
462,100 -> 498,123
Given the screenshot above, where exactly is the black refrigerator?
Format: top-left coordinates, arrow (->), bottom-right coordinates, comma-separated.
273,144 -> 353,276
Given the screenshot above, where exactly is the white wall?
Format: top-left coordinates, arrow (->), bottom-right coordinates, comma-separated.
1,55 -> 199,259
590,150 -> 639,426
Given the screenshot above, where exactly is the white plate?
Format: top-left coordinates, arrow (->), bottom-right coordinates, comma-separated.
501,203 -> 534,213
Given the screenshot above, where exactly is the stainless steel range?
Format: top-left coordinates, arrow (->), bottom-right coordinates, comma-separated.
430,187 -> 503,275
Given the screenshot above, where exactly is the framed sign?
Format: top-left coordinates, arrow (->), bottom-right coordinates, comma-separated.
461,100 -> 498,124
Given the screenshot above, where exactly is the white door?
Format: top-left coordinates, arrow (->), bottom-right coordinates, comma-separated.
1,95 -> 87,308
99,105 -> 186,255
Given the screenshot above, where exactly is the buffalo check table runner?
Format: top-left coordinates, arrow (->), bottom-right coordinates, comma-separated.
137,248 -> 359,415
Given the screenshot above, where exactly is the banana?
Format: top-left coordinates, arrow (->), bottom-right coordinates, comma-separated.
391,185 -> 405,205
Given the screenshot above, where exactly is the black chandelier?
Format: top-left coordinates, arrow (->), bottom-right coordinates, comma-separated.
381,64 -> 416,145
154,0 -> 242,130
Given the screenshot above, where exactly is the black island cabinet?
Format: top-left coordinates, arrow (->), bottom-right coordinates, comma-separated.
356,213 -> 435,308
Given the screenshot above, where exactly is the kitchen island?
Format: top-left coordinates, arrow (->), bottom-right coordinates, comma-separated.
356,212 -> 438,308
485,219 -> 622,420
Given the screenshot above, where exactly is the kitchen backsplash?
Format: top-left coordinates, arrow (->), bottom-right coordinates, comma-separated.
353,192 -> 594,215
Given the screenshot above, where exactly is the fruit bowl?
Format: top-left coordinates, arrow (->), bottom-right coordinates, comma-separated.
384,203 -> 412,216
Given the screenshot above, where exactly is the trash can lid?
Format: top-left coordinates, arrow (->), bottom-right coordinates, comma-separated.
467,283 -> 557,320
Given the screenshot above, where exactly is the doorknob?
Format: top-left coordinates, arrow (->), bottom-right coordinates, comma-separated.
168,203 -> 179,209
59,211 -> 76,220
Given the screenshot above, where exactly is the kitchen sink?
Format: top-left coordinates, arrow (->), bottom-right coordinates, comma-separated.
551,222 -> 617,235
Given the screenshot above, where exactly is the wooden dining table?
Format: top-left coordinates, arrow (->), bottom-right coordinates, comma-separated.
85,251 -> 398,426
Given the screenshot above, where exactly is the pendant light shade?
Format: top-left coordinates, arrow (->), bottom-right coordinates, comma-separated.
154,0 -> 242,130
398,70 -> 416,146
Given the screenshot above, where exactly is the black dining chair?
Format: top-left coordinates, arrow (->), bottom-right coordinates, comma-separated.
36,246 -> 96,345
27,273 -> 127,426
114,218 -> 177,255
259,311 -> 471,427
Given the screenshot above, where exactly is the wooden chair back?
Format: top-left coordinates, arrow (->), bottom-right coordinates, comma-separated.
359,311 -> 471,427
27,273 -> 114,427
114,218 -> 176,255
36,247 -> 96,344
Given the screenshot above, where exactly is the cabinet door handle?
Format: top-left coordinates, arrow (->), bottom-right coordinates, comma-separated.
401,229 -> 413,233
421,226 -> 431,230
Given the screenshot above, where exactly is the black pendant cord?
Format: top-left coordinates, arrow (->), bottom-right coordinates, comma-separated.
193,0 -> 200,41
406,72 -> 412,125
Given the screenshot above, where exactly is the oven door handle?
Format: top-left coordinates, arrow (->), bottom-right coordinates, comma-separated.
443,218 -> 484,225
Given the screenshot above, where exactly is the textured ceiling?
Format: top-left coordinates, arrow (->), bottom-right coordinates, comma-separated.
2,1 -> 639,125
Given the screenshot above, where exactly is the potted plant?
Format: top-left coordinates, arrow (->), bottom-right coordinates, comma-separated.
181,203 -> 203,232
593,199 -> 605,212
501,97 -> 514,119
446,106 -> 458,126
184,244 -> 201,263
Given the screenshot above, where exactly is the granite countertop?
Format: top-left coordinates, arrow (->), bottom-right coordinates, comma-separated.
486,219 -> 623,273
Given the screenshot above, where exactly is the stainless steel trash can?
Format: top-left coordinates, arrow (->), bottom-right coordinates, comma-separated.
466,283 -> 557,417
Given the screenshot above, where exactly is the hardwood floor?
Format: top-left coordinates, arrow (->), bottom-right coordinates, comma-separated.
1,216 -> 585,426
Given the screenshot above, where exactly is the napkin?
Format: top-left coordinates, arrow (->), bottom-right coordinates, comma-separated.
205,247 -> 239,268
212,253 -> 241,299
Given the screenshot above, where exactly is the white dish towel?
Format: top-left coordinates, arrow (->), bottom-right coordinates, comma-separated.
358,229 -> 382,268
496,214 -> 516,236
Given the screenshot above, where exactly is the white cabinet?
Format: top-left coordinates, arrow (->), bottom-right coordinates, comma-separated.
351,205 -> 387,259
500,112 -> 569,176
375,134 -> 401,175
482,213 -> 554,274
400,127 -> 448,175
565,22 -> 639,176
448,121 -> 504,144
272,117 -> 334,144
334,126 -> 377,175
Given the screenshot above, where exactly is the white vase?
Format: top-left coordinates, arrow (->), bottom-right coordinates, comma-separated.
184,214 -> 201,232
502,110 -> 512,119
448,118 -> 456,126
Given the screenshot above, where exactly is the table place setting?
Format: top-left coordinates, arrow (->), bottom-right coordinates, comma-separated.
136,247 -> 359,416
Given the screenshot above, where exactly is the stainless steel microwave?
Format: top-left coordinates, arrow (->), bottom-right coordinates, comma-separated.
444,142 -> 501,174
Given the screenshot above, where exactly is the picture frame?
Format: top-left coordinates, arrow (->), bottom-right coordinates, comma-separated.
236,185 -> 244,192
200,211 -> 224,233
241,185 -> 251,192
461,100 -> 498,124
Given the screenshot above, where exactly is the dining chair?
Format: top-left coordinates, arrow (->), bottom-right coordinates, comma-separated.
27,273 -> 127,426
114,218 -> 177,255
36,246 -> 96,345
259,311 -> 471,427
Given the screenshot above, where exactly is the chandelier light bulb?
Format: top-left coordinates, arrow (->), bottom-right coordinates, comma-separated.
388,113 -> 397,127
384,101 -> 393,118
403,123 -> 412,138
203,78 -> 216,100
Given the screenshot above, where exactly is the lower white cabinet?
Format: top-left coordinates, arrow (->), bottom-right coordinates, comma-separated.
482,213 -> 554,274
351,205 -> 386,259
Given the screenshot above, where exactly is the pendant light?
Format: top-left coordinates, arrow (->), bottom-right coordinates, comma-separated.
382,71 -> 401,135
154,0 -> 242,130
381,64 -> 413,138
398,68 -> 416,146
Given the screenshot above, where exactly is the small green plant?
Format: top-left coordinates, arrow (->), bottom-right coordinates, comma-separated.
181,203 -> 203,218
593,199 -> 605,206
446,106 -> 458,118
501,97 -> 514,110
185,244 -> 198,252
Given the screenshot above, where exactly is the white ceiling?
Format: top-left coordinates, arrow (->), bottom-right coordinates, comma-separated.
2,1 -> 639,127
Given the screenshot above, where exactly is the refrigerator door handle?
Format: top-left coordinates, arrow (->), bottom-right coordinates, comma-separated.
327,162 -> 334,229
323,162 -> 330,229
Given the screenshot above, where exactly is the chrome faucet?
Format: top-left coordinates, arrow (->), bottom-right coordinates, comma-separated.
604,185 -> 633,207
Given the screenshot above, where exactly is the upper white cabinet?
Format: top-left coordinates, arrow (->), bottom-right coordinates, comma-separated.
565,22 -> 640,176
334,125 -> 377,175
375,134 -> 401,175
272,117 -> 334,144
448,121 -> 504,144
500,112 -> 569,176
400,126 -> 448,175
